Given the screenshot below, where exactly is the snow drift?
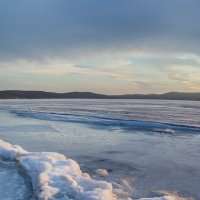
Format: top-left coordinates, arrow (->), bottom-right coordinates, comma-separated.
0,139 -> 185,200
0,139 -> 115,200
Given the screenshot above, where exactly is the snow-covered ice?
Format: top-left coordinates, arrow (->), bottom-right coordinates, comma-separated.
0,139 -> 187,200
0,139 -> 115,200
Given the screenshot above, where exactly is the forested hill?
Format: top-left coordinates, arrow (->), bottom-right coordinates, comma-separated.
0,90 -> 200,101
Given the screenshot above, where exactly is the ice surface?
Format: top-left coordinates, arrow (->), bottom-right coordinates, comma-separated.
0,124 -> 59,133
0,162 -> 32,200
0,99 -> 198,200
4,99 -> 200,130
11,109 -> 200,134
8,98 -> 200,135
139,197 -> 175,200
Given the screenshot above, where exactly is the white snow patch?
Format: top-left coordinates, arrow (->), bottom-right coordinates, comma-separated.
95,169 -> 109,176
164,129 -> 176,134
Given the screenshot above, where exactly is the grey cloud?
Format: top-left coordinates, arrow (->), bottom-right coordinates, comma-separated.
138,57 -> 200,68
1,0 -> 200,61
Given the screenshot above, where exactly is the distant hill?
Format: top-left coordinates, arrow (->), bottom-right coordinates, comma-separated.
0,90 -> 200,101
0,91 -> 109,99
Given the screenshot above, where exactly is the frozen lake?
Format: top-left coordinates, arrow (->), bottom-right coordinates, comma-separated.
0,99 -> 200,199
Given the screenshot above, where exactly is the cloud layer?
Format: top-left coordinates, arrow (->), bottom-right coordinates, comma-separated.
0,0 -> 200,93
1,0 -> 200,60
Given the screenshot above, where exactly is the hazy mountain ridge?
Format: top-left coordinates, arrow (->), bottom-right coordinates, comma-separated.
0,90 -> 200,101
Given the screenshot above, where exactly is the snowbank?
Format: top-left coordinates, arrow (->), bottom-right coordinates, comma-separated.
0,139 -> 115,200
0,139 -> 187,200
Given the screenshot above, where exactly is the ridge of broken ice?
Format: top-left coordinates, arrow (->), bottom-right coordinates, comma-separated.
0,139 -> 186,200
0,139 -> 115,200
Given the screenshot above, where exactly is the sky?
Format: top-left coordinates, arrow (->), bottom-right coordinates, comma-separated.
0,0 -> 200,94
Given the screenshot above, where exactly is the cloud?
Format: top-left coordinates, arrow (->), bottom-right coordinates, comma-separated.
1,0 -> 200,93
1,0 -> 200,62
0,59 -> 85,75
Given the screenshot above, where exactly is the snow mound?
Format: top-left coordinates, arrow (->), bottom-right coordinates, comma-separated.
0,139 -> 187,200
95,169 -> 109,176
0,139 -> 115,200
